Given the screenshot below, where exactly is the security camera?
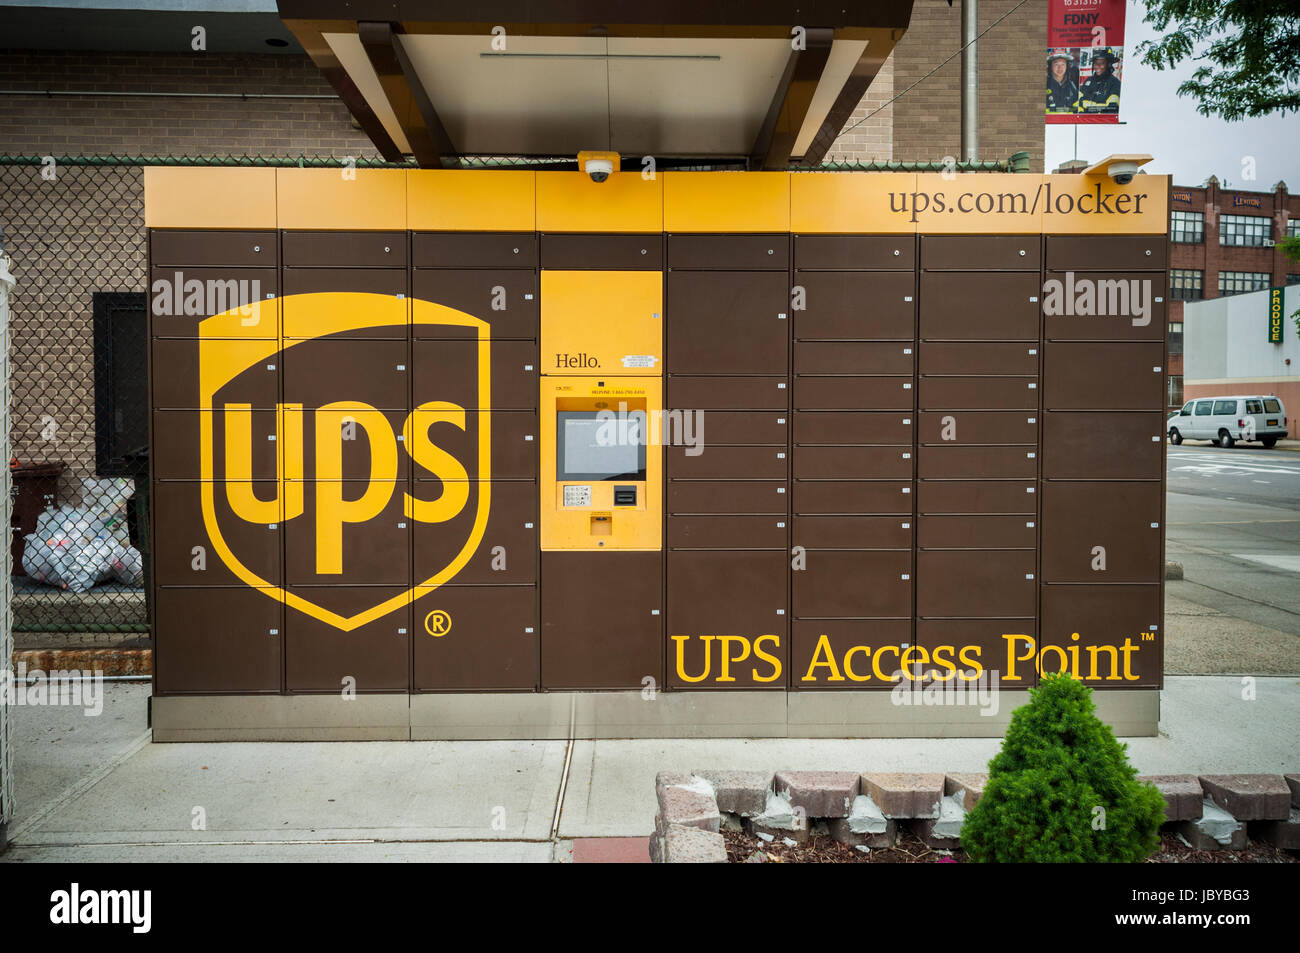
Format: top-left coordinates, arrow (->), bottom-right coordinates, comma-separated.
1108,160 -> 1138,186
584,156 -> 614,183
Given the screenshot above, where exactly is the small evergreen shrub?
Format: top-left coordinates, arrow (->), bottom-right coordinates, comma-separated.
961,673 -> 1166,862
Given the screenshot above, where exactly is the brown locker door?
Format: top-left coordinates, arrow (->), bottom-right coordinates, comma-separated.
541,551 -> 661,689
1045,235 -> 1167,271
667,551 -> 787,689
668,235 -> 788,270
914,618 -> 1038,686
541,233 -> 662,269
794,235 -> 914,271
668,376 -> 788,411
921,236 -> 1041,271
793,272 -> 915,340
152,338 -> 278,409
148,267 -> 279,338
795,341 -> 913,375
793,480 -> 912,515
1042,412 -> 1164,479
668,515 -> 787,550
692,411 -> 787,445
152,481 -> 280,587
918,514 -> 1036,549
667,445 -> 787,480
919,342 -> 1038,376
1044,342 -> 1164,409
792,515 -> 912,550
412,481 -> 537,585
412,232 -> 538,269
280,268 -> 407,340
414,585 -> 538,690
412,338 -> 538,410
154,587 -> 281,694
794,376 -> 914,410
794,446 -> 913,480
282,231 -> 407,267
153,409 -> 279,481
1039,585 -> 1162,686
919,376 -> 1037,411
917,480 -> 1037,514
917,445 -> 1038,479
916,550 -> 1036,617
283,337 -> 409,410
1041,481 -> 1162,583
793,550 -> 912,618
296,408 -> 408,482
286,589 -> 410,693
668,271 -> 789,375
668,480 -> 787,514
919,273 -> 1041,340
917,411 -> 1037,445
410,410 -> 538,482
283,481 -> 409,587
1042,273 -> 1166,342
412,270 -> 538,340
791,620 -> 914,689
795,411 -> 913,446
150,230 -> 277,267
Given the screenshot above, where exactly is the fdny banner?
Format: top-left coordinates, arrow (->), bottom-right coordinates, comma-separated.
1046,0 -> 1126,124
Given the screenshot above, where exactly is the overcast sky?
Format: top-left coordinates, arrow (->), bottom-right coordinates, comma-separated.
1043,2 -> 1300,190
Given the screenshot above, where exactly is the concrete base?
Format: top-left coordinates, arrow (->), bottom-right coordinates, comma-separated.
152,689 -> 1160,741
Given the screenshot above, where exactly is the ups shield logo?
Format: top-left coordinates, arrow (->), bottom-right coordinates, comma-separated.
198,292 -> 490,630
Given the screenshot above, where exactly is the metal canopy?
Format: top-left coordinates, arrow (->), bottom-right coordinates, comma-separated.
276,0 -> 914,168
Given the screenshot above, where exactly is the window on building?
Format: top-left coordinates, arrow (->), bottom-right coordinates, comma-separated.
93,292 -> 149,477
1288,219 -> 1300,238
1170,269 -> 1203,300
1170,210 -> 1204,243
1218,271 -> 1271,296
1288,274 -> 1300,286
1168,322 -> 1183,356
1219,213 -> 1272,246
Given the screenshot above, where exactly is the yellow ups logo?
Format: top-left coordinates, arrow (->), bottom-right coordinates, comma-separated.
198,292 -> 490,630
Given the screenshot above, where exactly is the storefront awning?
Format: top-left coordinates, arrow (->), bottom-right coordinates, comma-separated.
276,1 -> 913,168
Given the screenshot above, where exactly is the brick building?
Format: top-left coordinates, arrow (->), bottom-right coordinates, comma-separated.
1166,178 -> 1300,408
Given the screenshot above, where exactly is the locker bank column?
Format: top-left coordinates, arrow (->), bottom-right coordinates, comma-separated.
662,173 -> 793,690
537,170 -> 665,690
1039,231 -> 1169,688
147,168 -> 285,696
915,227 -> 1043,688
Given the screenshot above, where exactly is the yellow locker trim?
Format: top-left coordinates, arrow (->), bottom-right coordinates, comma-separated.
663,171 -> 790,232
1042,174 -> 1170,234
144,168 -> 277,229
536,171 -> 663,233
407,170 -> 536,231
790,172 -> 918,233
540,270 -> 663,376
276,168 -> 406,230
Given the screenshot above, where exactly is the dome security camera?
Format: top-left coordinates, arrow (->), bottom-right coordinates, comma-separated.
584,156 -> 614,183
1108,160 -> 1138,185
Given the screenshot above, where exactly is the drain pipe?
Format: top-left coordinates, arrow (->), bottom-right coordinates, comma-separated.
961,0 -> 979,162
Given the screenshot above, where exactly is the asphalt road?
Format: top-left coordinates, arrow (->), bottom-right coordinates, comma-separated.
1166,444 -> 1300,637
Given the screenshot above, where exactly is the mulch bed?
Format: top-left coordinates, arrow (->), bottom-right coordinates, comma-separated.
723,828 -> 1298,863
724,827 -> 966,863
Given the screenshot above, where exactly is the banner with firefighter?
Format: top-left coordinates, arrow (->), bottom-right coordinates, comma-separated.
1046,0 -> 1125,124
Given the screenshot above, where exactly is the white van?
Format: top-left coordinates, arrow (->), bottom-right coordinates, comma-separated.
1167,395 -> 1288,448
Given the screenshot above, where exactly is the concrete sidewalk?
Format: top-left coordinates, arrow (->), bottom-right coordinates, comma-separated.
3,675 -> 1297,862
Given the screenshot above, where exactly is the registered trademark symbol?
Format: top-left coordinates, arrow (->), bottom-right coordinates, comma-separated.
424,610 -> 452,637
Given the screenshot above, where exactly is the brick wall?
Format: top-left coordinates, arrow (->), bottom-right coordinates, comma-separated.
890,0 -> 1046,171
824,55 -> 895,162
0,51 -> 379,158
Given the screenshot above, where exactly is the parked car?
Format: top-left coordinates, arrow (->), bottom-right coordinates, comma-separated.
1167,395 -> 1288,448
